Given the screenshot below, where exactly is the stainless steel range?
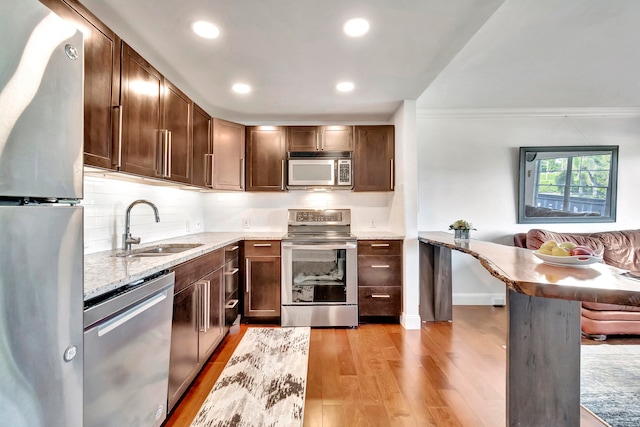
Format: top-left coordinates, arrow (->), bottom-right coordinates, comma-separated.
281,209 -> 358,327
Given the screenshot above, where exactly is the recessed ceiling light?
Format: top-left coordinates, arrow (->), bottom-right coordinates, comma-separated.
192,21 -> 220,39
343,18 -> 369,37
336,81 -> 354,92
232,83 -> 251,94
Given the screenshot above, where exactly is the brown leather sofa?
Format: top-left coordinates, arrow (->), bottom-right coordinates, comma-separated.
514,229 -> 640,340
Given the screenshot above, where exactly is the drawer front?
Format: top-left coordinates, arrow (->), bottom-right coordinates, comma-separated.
224,259 -> 239,300
225,242 -> 240,263
171,248 -> 224,293
357,240 -> 402,256
244,240 -> 281,257
358,286 -> 401,316
357,255 -> 402,287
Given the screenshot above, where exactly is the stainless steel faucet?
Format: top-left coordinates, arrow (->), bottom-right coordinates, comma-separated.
122,199 -> 160,251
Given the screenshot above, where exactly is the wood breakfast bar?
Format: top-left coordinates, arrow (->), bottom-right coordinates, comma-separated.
418,231 -> 640,427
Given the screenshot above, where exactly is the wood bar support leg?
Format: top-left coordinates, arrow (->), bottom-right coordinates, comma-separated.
419,242 -> 452,322
507,289 -> 581,427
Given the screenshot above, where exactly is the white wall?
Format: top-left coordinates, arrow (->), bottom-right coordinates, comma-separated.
417,110 -> 640,304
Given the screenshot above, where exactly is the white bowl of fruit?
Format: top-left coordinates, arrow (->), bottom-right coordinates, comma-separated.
533,240 -> 603,267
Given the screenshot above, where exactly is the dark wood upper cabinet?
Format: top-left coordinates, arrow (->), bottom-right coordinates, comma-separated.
213,118 -> 245,191
120,43 -> 192,184
286,125 -> 353,152
245,126 -> 286,192
163,79 -> 192,184
353,125 -> 395,192
191,104 -> 211,188
120,43 -> 163,179
40,0 -> 121,170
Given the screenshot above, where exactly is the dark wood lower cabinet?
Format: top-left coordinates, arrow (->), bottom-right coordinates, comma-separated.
357,239 -> 403,321
243,240 -> 281,319
168,250 -> 224,411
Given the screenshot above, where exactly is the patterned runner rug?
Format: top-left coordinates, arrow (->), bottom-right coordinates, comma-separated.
190,327 -> 310,427
581,344 -> 640,427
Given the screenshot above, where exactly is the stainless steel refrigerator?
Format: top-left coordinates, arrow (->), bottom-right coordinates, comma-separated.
0,0 -> 84,426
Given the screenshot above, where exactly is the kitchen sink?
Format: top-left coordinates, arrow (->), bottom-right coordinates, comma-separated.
115,243 -> 203,258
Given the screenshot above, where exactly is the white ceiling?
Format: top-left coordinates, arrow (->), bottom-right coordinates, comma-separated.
78,0 -> 505,123
77,0 -> 639,123
417,0 -> 640,110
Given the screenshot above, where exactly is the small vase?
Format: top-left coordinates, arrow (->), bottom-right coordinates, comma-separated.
454,229 -> 470,243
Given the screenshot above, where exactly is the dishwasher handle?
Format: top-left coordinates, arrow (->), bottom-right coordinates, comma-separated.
97,290 -> 168,337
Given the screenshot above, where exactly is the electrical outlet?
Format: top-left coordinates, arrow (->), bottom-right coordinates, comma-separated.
242,218 -> 250,229
185,220 -> 191,232
370,219 -> 376,228
195,220 -> 201,230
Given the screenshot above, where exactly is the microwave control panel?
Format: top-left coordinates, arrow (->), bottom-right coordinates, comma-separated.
337,159 -> 352,186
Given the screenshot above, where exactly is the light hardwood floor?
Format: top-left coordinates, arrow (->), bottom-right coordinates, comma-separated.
165,306 -> 608,426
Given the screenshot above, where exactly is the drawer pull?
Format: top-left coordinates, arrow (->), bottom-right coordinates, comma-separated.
371,243 -> 390,247
224,268 -> 239,276
253,243 -> 272,247
371,294 -> 391,298
225,299 -> 239,309
371,265 -> 390,268
229,245 -> 239,251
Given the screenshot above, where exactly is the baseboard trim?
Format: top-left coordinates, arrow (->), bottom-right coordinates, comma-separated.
401,313 -> 421,330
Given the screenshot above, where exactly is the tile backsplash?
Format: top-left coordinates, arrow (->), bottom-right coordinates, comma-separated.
83,176 -> 204,254
83,175 -> 401,254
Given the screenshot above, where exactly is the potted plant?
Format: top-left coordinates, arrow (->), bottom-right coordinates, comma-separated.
449,219 -> 476,242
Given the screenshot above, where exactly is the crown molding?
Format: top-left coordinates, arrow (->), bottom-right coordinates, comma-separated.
417,107 -> 640,119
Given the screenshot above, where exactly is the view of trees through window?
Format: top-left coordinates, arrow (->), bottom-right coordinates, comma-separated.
535,154 -> 611,214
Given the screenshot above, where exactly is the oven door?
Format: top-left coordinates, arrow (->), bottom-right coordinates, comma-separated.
281,241 -> 357,305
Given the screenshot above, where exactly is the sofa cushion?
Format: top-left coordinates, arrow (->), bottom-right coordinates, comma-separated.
524,229 -> 604,254
582,301 -> 640,313
588,230 -> 640,271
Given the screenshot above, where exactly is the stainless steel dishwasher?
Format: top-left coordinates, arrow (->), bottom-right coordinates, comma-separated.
84,271 -> 175,427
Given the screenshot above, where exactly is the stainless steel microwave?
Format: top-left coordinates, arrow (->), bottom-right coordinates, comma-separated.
287,157 -> 352,188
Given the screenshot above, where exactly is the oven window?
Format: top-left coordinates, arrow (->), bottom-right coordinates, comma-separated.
291,248 -> 347,303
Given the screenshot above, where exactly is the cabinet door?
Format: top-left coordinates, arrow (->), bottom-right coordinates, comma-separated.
321,125 -> 353,151
244,256 -> 281,317
286,126 -> 319,152
245,126 -> 286,191
163,79 -> 192,184
192,104 -> 211,188
213,118 -> 245,191
353,125 -> 395,191
120,43 -> 163,178
168,283 -> 199,411
40,0 -> 121,170
198,269 -> 224,362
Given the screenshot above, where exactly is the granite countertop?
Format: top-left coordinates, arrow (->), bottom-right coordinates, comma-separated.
84,232 -> 282,301
85,230 -> 405,301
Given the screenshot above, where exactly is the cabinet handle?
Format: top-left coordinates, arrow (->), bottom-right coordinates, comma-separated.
281,159 -> 285,191
225,299 -> 239,309
253,243 -> 271,247
240,158 -> 245,190
390,159 -> 394,190
229,245 -> 239,251
371,243 -> 390,247
204,154 -> 213,186
156,130 -> 164,176
246,259 -> 250,293
224,268 -> 239,276
166,130 -> 172,178
371,294 -> 391,299
113,105 -> 123,169
371,265 -> 390,268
